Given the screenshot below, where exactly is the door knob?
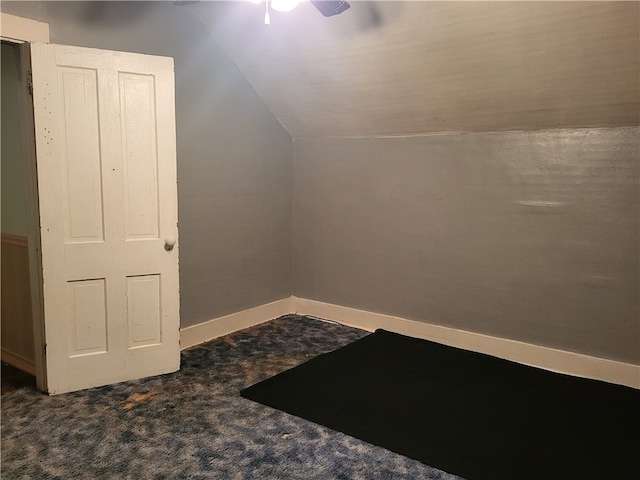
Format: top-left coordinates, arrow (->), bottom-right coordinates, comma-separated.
164,236 -> 176,251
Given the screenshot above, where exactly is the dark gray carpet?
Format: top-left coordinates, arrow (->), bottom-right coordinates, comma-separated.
1,315 -> 462,480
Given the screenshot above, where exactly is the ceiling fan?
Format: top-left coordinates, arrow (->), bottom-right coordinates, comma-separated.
174,1 -> 350,18
309,1 -> 351,17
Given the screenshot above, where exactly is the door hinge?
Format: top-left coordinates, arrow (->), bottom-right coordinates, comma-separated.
27,70 -> 33,96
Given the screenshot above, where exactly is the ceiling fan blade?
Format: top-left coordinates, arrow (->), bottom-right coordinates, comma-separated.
310,1 -> 350,17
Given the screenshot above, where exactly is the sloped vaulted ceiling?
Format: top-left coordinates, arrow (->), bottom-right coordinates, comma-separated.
187,1 -> 639,138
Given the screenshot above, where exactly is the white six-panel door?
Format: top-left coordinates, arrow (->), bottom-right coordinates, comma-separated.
30,43 -> 180,394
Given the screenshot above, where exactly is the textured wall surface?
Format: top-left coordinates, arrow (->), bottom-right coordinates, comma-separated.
293,128 -> 639,364
193,1 -> 639,137
3,2 -> 638,367
1,1 -> 293,327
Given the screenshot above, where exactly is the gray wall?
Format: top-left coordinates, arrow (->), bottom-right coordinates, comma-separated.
1,1 -> 293,328
293,128 -> 639,364
1,43 -> 28,236
4,2 -> 638,365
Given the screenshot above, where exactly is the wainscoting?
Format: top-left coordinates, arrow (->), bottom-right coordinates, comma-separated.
1,233 -> 35,374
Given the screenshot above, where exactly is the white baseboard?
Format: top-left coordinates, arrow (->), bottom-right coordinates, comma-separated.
180,296 -> 294,350
1,348 -> 37,376
179,296 -> 639,389
293,297 -> 640,389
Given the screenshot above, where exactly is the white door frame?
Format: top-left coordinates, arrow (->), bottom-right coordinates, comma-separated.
0,12 -> 49,44
1,12 -> 50,391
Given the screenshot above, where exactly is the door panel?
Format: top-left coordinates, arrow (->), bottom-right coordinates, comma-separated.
120,72 -> 160,240
30,43 -> 179,394
58,67 -> 104,243
127,274 -> 162,348
66,279 -> 108,356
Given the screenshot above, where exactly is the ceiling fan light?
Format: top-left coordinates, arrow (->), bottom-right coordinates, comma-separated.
271,0 -> 299,13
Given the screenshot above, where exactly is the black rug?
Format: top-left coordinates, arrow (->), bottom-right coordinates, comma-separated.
241,329 -> 640,480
